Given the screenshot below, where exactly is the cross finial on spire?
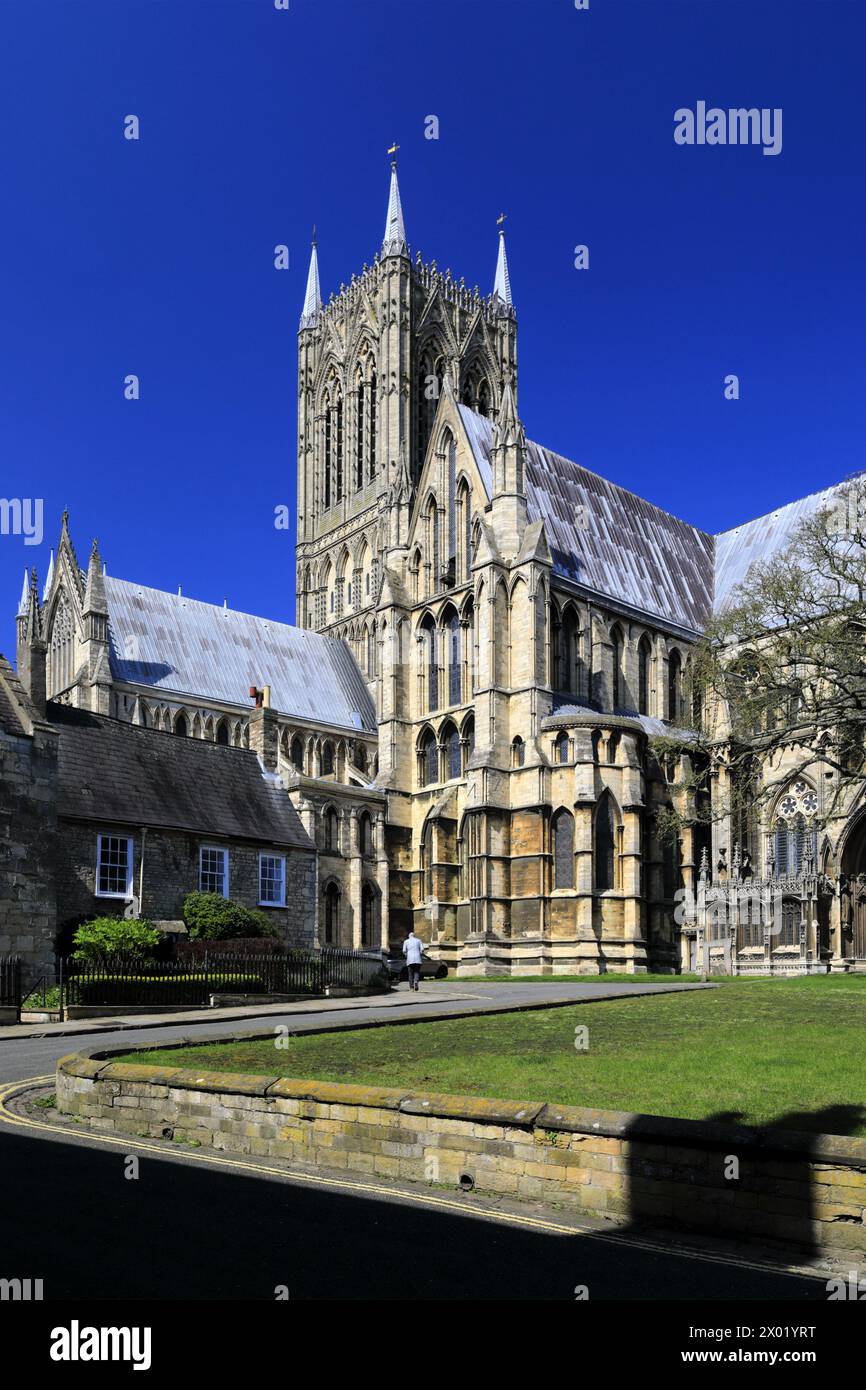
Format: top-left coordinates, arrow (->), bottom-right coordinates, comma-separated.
387,141 -> 400,165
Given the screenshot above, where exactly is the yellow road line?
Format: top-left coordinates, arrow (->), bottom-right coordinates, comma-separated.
0,1076 -> 827,1283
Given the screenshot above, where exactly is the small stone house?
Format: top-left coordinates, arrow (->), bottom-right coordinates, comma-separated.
0,651 -> 317,987
49,702 -> 316,947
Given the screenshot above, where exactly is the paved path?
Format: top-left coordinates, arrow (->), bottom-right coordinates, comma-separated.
0,979 -> 710,1082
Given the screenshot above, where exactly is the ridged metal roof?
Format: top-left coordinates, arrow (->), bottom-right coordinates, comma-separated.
104,577 -> 376,733
713,478 -> 855,614
459,408 -> 714,634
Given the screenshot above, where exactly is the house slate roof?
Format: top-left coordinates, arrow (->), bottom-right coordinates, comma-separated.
48,704 -> 314,848
103,577 -> 376,733
0,677 -> 26,736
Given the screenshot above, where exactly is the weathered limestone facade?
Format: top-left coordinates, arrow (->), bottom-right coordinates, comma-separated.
295,164 -> 704,975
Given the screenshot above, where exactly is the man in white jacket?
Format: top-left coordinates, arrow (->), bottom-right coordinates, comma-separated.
402,928 -> 423,991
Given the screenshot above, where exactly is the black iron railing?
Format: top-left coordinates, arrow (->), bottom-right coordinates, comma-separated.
0,956 -> 22,1013
60,948 -> 388,1009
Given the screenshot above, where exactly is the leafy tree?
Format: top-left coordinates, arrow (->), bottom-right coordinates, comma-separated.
72,917 -> 163,960
653,475 -> 866,840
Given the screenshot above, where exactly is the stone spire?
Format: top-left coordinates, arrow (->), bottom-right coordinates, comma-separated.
83,538 -> 108,618
488,378 -> 527,557
83,538 -> 111,715
493,223 -> 512,305
382,151 -> 407,254
299,230 -> 322,330
42,548 -> 55,602
16,567 -> 29,618
17,568 -> 47,715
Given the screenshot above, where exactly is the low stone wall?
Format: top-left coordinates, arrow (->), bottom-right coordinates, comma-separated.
56,1049 -> 866,1258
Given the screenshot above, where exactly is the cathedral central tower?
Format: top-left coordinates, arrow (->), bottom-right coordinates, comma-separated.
295,159 -> 517,637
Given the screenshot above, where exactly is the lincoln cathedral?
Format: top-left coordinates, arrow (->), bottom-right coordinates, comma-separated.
3,161 -> 865,983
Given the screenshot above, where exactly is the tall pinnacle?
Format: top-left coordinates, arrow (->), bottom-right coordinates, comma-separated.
383,147 -> 406,253
493,220 -> 512,305
299,230 -> 322,329
17,567 -> 29,617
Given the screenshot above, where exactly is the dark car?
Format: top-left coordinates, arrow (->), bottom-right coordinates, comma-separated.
381,946 -> 448,982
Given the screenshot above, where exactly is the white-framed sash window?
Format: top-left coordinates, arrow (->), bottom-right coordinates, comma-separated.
258,853 -> 286,907
96,834 -> 134,899
199,845 -> 229,897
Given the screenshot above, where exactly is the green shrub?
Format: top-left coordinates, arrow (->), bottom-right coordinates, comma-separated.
68,972 -> 266,1006
181,892 -> 279,941
72,917 -> 163,961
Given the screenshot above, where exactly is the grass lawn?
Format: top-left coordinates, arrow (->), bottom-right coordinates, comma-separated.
452,972 -> 703,984
119,976 -> 866,1136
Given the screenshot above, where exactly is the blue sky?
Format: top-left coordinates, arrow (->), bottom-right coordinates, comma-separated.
1,0 -> 864,658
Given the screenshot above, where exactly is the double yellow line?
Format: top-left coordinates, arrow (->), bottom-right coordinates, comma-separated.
0,1075 -> 827,1284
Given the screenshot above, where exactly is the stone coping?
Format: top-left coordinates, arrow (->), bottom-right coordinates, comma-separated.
56,1044 -> 866,1168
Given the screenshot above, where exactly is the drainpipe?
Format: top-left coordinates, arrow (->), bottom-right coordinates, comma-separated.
138,826 -> 147,916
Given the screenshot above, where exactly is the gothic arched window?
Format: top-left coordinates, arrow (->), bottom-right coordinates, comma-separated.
447,610 -> 461,706
462,714 -> 475,770
561,605 -> 581,697
49,595 -> 74,697
417,351 -> 444,473
422,819 -> 434,899
324,882 -> 340,944
361,882 -> 377,946
321,741 -> 335,776
554,731 -> 570,764
668,649 -> 682,723
638,637 -> 651,716
356,375 -> 365,490
511,736 -> 525,768
324,398 -> 332,510
421,614 -> 438,712
595,792 -> 617,892
611,626 -> 624,711
429,499 -> 441,589
443,722 -> 461,780
772,780 -> 819,877
335,394 -> 344,502
368,372 -> 377,481
459,482 -> 472,582
290,735 -> 304,771
358,811 -> 373,857
552,809 -> 575,890
419,728 -> 438,787
324,807 -> 340,854
174,713 -> 188,738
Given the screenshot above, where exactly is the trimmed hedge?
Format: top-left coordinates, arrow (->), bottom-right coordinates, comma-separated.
68,972 -> 267,1007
